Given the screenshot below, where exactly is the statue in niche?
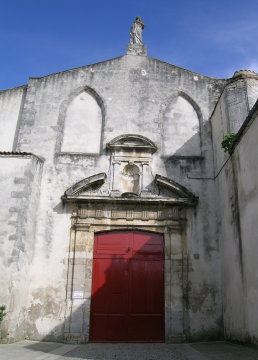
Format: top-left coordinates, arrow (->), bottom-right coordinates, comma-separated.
121,164 -> 140,194
130,16 -> 144,44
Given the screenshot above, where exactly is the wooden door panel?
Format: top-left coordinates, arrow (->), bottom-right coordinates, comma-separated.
90,315 -> 126,342
128,315 -> 164,341
132,232 -> 163,259
91,258 -> 128,313
129,260 -> 164,314
90,231 -> 164,342
94,232 -> 131,258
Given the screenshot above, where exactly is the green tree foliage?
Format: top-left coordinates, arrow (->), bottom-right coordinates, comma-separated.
221,133 -> 237,153
0,306 -> 6,323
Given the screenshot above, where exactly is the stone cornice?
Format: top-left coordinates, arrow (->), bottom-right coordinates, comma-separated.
62,195 -> 196,206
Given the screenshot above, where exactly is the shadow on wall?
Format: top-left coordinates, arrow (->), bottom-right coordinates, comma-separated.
162,93 -> 203,157
163,129 -> 210,183
24,231 -> 165,356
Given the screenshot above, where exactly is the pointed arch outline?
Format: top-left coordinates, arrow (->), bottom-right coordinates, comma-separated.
160,90 -> 204,157
56,85 -> 106,155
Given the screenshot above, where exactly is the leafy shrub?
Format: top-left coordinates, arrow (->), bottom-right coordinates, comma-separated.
221,133 -> 237,153
0,306 -> 6,323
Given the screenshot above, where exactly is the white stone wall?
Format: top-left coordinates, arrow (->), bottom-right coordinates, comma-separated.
0,155 -> 43,341
162,95 -> 201,156
234,112 -> 258,343
222,76 -> 258,134
0,87 -> 26,151
61,91 -> 102,154
0,54 -> 228,342
212,86 -> 258,345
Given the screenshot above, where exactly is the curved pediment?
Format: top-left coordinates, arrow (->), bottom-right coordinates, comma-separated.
155,174 -> 198,202
64,173 -> 106,196
107,134 -> 157,153
62,171 -> 197,206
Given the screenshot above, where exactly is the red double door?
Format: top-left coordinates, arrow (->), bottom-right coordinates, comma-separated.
90,230 -> 164,342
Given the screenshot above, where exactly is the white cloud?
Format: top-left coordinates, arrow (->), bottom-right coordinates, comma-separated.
220,60 -> 258,79
244,60 -> 258,73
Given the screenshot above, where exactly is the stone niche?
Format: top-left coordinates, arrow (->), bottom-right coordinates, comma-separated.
61,134 -> 198,344
107,134 -> 157,197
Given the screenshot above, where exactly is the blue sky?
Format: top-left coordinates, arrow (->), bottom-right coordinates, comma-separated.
1,0 -> 258,90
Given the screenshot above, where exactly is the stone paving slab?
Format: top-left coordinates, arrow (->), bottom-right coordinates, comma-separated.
59,343 -> 188,360
191,341 -> 258,360
0,341 -> 78,360
0,341 -> 258,360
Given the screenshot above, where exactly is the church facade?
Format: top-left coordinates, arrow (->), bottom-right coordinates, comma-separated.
1,33 -> 258,345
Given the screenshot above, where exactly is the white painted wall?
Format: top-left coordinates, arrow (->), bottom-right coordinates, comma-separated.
212,85 -> 258,344
233,112 -> 258,341
0,155 -> 43,341
163,96 -> 201,156
61,91 -> 102,154
0,87 -> 25,151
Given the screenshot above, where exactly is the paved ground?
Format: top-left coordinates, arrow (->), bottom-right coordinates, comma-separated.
0,340 -> 258,360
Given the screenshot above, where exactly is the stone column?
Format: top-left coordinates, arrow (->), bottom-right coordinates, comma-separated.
110,161 -> 121,196
64,223 -> 93,344
165,226 -> 187,342
141,162 -> 152,197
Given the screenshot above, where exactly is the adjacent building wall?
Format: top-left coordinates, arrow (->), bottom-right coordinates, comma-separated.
233,110 -> 258,344
212,80 -> 258,345
0,154 -> 43,341
219,72 -> 258,134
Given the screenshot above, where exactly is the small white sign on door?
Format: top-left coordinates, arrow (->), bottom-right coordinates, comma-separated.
72,290 -> 84,299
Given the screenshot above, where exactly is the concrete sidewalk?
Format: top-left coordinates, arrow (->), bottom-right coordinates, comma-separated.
0,340 -> 258,360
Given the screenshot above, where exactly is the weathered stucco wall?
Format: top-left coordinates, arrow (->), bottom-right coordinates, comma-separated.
215,72 -> 258,135
0,154 -> 43,341
212,82 -> 258,345
1,52 -> 228,342
15,55 -> 224,157
0,87 -> 26,151
233,111 -> 258,344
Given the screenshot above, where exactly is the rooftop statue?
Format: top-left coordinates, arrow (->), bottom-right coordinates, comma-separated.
130,16 -> 145,44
